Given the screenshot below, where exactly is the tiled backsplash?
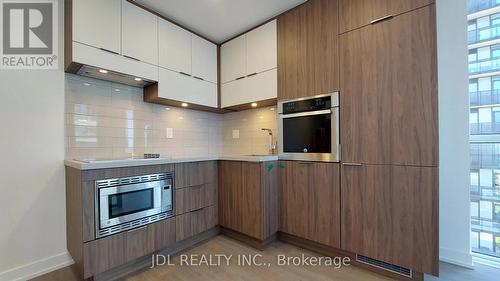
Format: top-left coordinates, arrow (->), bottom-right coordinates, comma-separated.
221,107 -> 278,156
65,74 -> 277,160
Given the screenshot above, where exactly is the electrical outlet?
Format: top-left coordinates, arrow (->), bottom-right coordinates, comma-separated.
232,129 -> 240,139
166,128 -> 173,139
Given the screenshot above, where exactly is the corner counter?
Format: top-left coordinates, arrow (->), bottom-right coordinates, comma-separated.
65,155 -> 278,170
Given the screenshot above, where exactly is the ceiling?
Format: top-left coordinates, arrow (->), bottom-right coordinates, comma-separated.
133,0 -> 307,43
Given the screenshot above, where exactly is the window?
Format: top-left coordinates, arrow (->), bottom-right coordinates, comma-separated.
468,0 -> 500,260
469,20 -> 477,31
480,232 -> 494,252
480,200 -> 493,220
470,49 -> 478,63
471,201 -> 480,217
471,231 -> 480,250
479,108 -> 492,123
493,110 -> 500,124
492,13 -> 500,26
494,203 -> 500,220
493,76 -> 500,91
492,45 -> 500,59
478,46 -> 491,60
470,111 -> 479,124
495,171 -> 500,190
471,171 -> 480,193
496,236 -> 500,254
470,79 -> 479,91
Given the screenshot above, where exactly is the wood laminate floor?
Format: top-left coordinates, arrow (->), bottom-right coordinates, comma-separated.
32,235 -> 500,281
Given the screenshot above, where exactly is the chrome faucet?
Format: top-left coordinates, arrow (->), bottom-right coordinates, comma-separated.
261,128 -> 277,155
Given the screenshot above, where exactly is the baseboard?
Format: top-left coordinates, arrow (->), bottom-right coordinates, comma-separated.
472,254 -> 500,269
278,232 -> 424,281
439,247 -> 474,269
220,227 -> 277,250
95,227 -> 220,281
0,252 -> 74,281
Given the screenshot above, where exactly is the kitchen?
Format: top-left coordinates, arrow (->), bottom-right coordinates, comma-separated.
0,0 -> 493,281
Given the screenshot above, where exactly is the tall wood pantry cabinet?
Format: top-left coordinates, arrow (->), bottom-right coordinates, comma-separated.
339,3 -> 439,276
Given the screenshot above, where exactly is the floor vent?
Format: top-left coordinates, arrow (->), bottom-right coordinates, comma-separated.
356,254 -> 412,278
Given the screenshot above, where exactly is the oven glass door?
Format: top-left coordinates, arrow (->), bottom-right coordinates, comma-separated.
99,182 -> 162,229
282,111 -> 332,153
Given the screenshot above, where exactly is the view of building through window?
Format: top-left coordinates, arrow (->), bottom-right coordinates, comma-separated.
468,0 -> 500,259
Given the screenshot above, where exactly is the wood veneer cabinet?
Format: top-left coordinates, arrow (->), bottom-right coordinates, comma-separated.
339,4 -> 439,277
279,161 -> 340,248
340,5 -> 438,167
175,161 -> 218,242
175,161 -> 217,188
277,0 -> 339,101
339,0 -> 434,33
218,161 -> 278,242
83,218 -> 175,278
341,164 -> 439,276
65,161 -> 219,279
175,183 -> 216,215
176,205 -> 218,242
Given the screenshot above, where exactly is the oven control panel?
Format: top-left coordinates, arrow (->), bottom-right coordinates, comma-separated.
281,96 -> 332,114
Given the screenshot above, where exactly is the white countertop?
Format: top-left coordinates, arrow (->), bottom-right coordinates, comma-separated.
65,155 -> 279,170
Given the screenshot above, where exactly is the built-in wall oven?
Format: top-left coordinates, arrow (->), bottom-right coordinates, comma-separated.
95,173 -> 174,238
278,92 -> 340,162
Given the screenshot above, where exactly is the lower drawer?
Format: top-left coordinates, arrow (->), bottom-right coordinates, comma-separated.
175,183 -> 216,215
83,217 -> 175,278
176,205 -> 217,242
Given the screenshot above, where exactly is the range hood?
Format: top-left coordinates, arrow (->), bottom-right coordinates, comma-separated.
76,65 -> 155,88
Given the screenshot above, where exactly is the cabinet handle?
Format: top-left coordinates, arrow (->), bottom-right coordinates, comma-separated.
246,73 -> 258,77
193,76 -> 204,81
235,76 -> 246,80
190,207 -> 204,213
342,162 -> 362,166
99,48 -> 120,55
127,226 -> 147,233
123,55 -> 140,61
179,72 -> 192,77
370,15 -> 393,25
298,162 -> 313,165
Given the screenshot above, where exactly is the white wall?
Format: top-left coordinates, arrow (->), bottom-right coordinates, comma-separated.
0,1 -> 72,280
436,0 -> 473,268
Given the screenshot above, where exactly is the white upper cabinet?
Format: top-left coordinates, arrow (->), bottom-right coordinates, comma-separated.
158,20 -> 192,74
72,42 -> 158,82
70,0 -> 219,109
246,68 -> 277,102
192,79 -> 218,108
220,20 -> 278,107
246,20 -> 277,75
221,35 -> 247,83
192,35 -> 218,83
221,77 -> 247,108
156,15 -> 217,108
221,19 -> 277,84
158,67 -> 190,101
72,0 -> 122,54
158,67 -> 217,108
122,0 -> 158,65
221,68 -> 277,108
